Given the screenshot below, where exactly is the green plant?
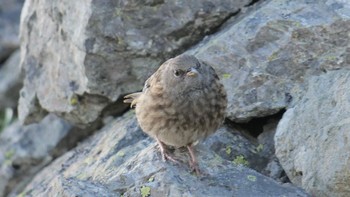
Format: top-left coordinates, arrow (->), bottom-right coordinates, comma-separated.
233,155 -> 249,166
225,145 -> 232,155
0,108 -> 14,133
140,186 -> 151,197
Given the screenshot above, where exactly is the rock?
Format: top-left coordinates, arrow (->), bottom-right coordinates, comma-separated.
264,158 -> 286,182
257,117 -> 279,157
275,70 -> 350,196
207,124 -> 269,173
18,0 -> 252,125
18,112 -> 309,197
188,0 -> 350,122
0,114 -> 72,196
0,50 -> 23,110
256,117 -> 290,182
14,0 -> 350,196
0,0 -> 23,63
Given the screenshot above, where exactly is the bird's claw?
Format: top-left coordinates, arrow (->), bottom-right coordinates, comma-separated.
160,151 -> 179,164
189,161 -> 200,176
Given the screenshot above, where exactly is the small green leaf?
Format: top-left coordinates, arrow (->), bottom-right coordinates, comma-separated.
116,151 -> 125,157
268,52 -> 278,61
0,108 -> 14,132
17,191 -> 26,197
225,146 -> 232,155
148,175 -> 155,182
233,155 -> 249,166
140,186 -> 151,197
222,73 -> 232,79
70,95 -> 79,105
324,56 -> 337,61
247,175 -> 257,182
5,149 -> 15,160
256,144 -> 264,152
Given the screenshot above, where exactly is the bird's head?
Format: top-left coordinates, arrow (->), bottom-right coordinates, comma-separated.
160,54 -> 217,96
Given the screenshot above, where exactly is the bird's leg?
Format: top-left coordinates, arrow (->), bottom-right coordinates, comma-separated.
187,145 -> 200,175
156,137 -> 178,163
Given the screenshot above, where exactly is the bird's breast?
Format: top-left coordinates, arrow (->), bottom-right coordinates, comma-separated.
135,84 -> 226,147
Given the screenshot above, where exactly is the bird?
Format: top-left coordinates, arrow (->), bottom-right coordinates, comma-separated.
124,54 -> 227,175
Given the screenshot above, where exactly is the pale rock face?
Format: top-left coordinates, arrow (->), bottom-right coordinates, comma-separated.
275,70 -> 350,197
18,0 -> 251,125
189,0 -> 350,122
1,0 -> 349,196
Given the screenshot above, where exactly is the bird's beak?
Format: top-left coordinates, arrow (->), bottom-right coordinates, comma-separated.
186,67 -> 198,77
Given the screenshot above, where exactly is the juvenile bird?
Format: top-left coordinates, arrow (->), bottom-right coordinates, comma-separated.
124,54 -> 227,175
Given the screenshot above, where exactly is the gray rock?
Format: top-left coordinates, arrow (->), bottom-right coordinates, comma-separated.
18,0 -> 251,125
0,50 -> 23,110
19,112 -> 309,197
275,70 -> 350,197
0,0 -> 23,63
14,0 -> 350,196
189,0 -> 350,122
264,158 -> 285,181
206,125 -> 269,173
258,118 -> 279,157
0,114 -> 72,196
256,118 -> 290,182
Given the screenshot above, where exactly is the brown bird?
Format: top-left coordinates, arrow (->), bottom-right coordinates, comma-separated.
124,54 -> 227,175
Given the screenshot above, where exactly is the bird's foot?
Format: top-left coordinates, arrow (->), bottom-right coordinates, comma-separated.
161,151 -> 179,163
189,160 -> 200,176
156,137 -> 179,164
187,145 -> 200,176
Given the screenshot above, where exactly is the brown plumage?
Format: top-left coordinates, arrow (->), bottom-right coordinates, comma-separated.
124,54 -> 227,175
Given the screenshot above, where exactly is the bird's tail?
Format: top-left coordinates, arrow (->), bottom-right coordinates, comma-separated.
123,92 -> 142,108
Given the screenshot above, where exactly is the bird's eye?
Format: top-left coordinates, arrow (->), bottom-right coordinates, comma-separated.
174,69 -> 184,77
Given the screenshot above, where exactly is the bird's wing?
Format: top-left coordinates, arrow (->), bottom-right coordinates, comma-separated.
123,92 -> 142,108
123,73 -> 155,108
124,62 -> 165,108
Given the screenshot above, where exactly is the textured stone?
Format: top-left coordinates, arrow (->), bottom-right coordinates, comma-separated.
256,118 -> 289,182
0,114 -> 71,196
19,0 -> 251,125
189,0 -> 350,122
13,0 -> 350,196
0,50 -> 23,110
0,0 -> 23,63
275,70 -> 350,197
18,112 -> 309,197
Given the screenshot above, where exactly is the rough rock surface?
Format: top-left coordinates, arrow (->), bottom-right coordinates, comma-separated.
0,0 -> 23,63
11,0 -> 350,196
0,50 -> 22,110
189,0 -> 350,122
0,114 -> 72,196
19,0 -> 251,125
275,70 -> 350,197
19,112 -> 309,197
256,118 -> 289,182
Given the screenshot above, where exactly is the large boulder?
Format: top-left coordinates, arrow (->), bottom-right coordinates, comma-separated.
18,0 -> 252,125
18,112 -> 309,197
189,0 -> 350,122
0,114 -> 92,197
275,70 -> 350,197
14,0 -> 350,196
